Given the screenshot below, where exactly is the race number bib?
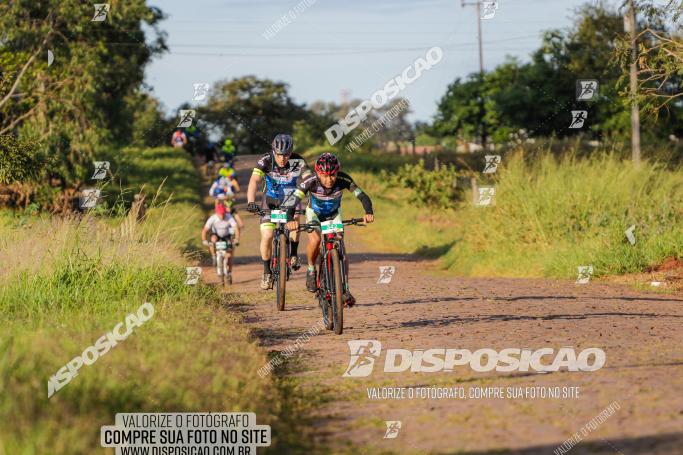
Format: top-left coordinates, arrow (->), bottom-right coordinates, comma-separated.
321,220 -> 343,234
270,210 -> 287,224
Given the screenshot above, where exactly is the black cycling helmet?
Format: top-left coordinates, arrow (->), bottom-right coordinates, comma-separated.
271,133 -> 294,155
315,153 -> 340,175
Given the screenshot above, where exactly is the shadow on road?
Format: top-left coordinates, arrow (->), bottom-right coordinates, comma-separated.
233,252 -> 424,266
397,311 -> 683,329
361,294 -> 683,308
447,432 -> 683,455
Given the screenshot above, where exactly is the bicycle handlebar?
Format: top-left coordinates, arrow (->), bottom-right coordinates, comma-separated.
245,206 -> 305,217
297,218 -> 366,232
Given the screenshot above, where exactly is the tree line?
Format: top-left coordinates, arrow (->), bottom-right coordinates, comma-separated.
0,1 -> 680,211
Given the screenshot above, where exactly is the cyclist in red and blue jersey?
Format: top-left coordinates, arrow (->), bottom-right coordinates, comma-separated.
246,134 -> 310,290
286,153 -> 374,306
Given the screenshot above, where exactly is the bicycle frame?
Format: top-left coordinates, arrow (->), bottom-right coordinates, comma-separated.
299,217 -> 364,334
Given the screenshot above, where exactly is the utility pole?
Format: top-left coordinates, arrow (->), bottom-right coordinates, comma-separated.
461,0 -> 487,147
624,0 -> 641,165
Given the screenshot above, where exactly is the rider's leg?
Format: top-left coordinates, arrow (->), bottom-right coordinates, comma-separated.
289,214 -> 300,254
288,214 -> 301,269
305,229 -> 320,292
209,234 -> 218,257
260,224 -> 274,273
305,207 -> 321,292
259,223 -> 275,289
307,229 -> 321,267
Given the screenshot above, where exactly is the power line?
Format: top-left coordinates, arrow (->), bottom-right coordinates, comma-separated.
169,47 -> 533,58
164,34 -> 539,49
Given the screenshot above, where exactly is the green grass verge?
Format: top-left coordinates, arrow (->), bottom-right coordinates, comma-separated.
0,147 -> 307,454
332,148 -> 683,279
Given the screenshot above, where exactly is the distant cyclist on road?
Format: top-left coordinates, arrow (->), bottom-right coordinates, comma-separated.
202,202 -> 240,282
171,129 -> 188,148
219,198 -> 245,229
286,153 -> 374,307
246,133 -> 310,290
222,138 -> 236,167
209,167 -> 240,200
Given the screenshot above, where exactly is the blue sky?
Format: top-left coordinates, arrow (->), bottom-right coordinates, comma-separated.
145,0 -> 606,122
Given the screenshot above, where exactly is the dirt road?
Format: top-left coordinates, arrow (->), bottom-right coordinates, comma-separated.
203,155 -> 683,454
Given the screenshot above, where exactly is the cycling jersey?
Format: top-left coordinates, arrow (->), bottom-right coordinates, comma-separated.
252,152 -> 309,207
204,214 -> 237,238
209,176 -> 236,199
292,171 -> 373,217
172,131 -> 186,144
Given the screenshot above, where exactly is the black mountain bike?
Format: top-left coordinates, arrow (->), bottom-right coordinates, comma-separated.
255,207 -> 303,311
299,218 -> 365,334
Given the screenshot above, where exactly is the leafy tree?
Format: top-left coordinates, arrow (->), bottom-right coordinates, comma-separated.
127,90 -> 173,147
0,135 -> 48,184
200,76 -> 306,155
0,0 -> 166,207
433,2 -> 680,143
615,0 -> 683,136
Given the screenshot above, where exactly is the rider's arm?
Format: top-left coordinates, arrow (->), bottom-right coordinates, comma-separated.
231,177 -> 241,193
341,173 -> 373,214
248,156 -> 269,204
202,217 -> 214,242
209,181 -> 218,197
354,188 -> 373,214
232,220 -> 240,242
286,174 -> 314,220
247,173 -> 261,204
233,213 -> 244,228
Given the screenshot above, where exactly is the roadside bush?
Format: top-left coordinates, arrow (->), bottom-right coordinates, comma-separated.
381,159 -> 463,209
0,135 -> 47,184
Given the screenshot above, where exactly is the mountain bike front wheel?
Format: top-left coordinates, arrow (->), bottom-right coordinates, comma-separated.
276,233 -> 287,311
330,248 -> 344,335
